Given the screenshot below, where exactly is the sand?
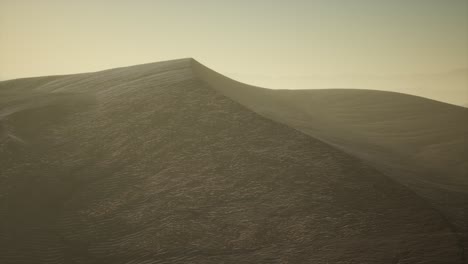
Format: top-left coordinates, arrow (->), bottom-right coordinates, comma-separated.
0,58 -> 466,263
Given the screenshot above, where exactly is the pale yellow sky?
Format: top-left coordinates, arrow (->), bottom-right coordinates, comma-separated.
1,0 -> 467,104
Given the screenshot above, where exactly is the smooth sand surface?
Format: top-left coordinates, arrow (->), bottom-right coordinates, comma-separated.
0,59 -> 466,263
194,60 -> 468,260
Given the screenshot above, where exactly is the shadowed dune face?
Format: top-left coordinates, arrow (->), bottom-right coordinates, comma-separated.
193,60 -> 468,261
0,59 -> 465,263
194,61 -> 468,225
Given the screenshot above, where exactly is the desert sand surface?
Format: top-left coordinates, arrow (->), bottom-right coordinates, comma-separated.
0,58 -> 466,263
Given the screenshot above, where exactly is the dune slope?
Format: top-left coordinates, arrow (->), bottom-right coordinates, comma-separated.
0,59 -> 465,263
193,60 -> 468,258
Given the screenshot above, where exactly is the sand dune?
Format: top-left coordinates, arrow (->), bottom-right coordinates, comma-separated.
0,59 -> 466,263
229,68 -> 468,107
194,60 -> 468,258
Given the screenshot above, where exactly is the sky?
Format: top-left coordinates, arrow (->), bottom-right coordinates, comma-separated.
1,0 -> 467,104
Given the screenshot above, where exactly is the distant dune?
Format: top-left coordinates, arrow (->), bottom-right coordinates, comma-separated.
1,59 -> 466,263
229,68 -> 468,107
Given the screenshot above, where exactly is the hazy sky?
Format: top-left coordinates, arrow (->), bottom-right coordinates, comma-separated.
1,0 -> 467,101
